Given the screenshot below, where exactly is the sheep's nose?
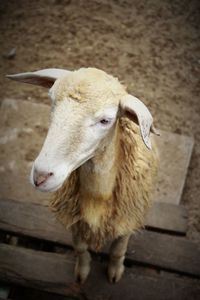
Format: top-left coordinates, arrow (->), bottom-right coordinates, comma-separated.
33,170 -> 54,187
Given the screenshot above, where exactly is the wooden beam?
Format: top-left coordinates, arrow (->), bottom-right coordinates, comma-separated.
154,130 -> 194,204
0,198 -> 199,277
0,198 -> 72,245
0,244 -> 200,300
0,197 -> 187,241
84,261 -> 200,300
0,244 -> 77,296
127,231 -> 200,277
145,202 -> 188,234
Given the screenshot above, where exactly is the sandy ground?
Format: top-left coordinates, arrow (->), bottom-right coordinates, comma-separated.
0,0 -> 200,241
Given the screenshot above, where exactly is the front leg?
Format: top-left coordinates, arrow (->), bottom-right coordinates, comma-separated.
72,227 -> 91,284
108,234 -> 131,283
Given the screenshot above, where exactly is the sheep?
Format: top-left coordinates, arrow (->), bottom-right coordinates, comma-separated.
7,67 -> 159,283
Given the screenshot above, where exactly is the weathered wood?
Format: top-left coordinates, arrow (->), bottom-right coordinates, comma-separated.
0,244 -> 200,300
9,287 -> 79,300
127,231 -> 200,277
0,99 -> 194,205
0,244 -> 77,296
0,198 -> 199,277
0,198 -> 71,245
84,262 -> 200,300
154,130 -> 194,204
145,202 -> 188,234
0,197 -> 187,241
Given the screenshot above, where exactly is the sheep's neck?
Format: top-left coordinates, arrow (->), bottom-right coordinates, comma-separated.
79,127 -> 119,201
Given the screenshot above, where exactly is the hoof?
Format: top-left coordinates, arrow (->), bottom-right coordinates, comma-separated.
108,263 -> 125,283
75,261 -> 91,284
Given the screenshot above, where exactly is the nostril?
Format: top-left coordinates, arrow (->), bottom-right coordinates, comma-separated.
49,172 -> 54,177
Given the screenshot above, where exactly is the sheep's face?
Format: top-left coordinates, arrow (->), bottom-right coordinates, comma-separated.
31,100 -> 119,192
7,67 -> 157,192
31,69 -> 124,192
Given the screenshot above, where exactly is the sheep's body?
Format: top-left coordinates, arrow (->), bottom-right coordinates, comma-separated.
8,67 -> 159,283
51,117 -> 158,250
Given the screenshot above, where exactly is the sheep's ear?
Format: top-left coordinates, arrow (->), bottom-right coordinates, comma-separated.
120,94 -> 159,149
6,68 -> 71,88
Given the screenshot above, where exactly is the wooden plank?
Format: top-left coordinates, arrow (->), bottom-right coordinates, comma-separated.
0,99 -> 50,205
154,130 -> 194,204
0,244 -> 200,300
0,99 -> 194,205
145,202 -> 188,234
0,244 -> 77,296
0,196 -> 187,239
0,198 -> 199,277
126,231 -> 200,277
0,198 -> 71,245
9,287 -> 79,300
84,262 -> 200,300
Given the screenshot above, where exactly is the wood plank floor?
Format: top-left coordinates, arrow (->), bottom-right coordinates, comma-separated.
1,198 -> 199,277
0,198 -> 188,245
0,197 -> 200,300
0,243 -> 200,300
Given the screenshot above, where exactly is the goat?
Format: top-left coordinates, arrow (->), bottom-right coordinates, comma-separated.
7,67 -> 159,283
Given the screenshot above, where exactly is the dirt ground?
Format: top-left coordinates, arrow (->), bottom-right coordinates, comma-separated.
0,0 -> 200,242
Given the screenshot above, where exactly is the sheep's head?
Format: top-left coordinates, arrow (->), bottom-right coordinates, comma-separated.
7,67 -> 159,192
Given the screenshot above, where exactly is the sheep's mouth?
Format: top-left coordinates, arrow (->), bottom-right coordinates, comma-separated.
35,181 -> 64,193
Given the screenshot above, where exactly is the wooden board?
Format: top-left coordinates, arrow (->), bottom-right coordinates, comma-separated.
0,198 -> 71,245
126,231 -> 200,277
154,131 -> 194,204
0,198 -> 199,277
0,244 -> 76,296
0,244 -> 200,300
0,197 -> 187,245
0,99 -> 194,205
5,288 -> 75,300
145,202 -> 188,234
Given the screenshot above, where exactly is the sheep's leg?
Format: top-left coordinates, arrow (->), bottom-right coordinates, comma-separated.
108,234 -> 131,283
72,230 -> 91,284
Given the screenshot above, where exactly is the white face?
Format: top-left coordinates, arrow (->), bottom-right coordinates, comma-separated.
30,96 -> 118,192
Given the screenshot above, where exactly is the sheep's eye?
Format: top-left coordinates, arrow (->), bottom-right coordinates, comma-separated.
100,119 -> 110,125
